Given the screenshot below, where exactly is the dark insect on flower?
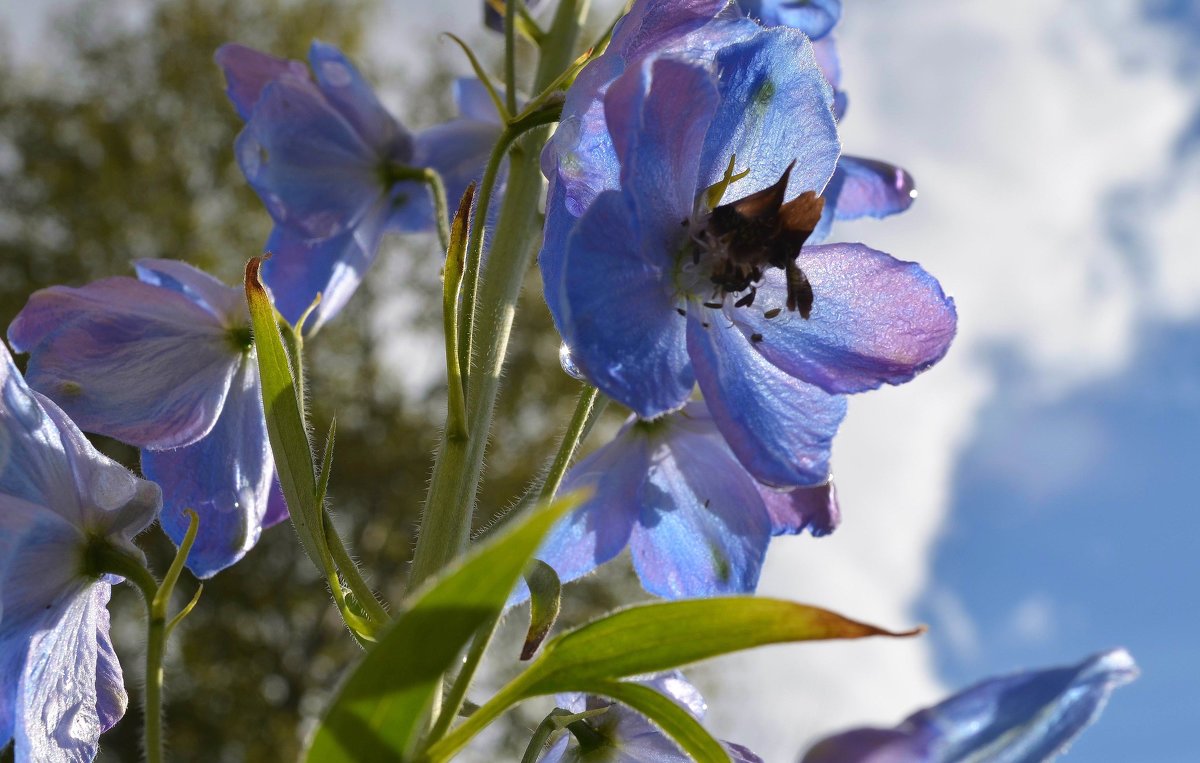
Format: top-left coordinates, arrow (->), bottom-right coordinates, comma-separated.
704,162 -> 824,317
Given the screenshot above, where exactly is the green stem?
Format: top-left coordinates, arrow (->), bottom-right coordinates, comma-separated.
539,385 -> 604,502
323,511 -> 391,626
520,711 -> 566,763
422,672 -> 537,763
408,0 -> 588,736
505,0 -> 519,116
426,612 -> 501,745
389,164 -> 452,253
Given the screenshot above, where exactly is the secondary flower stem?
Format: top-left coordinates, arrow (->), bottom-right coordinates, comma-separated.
539,384 -> 605,502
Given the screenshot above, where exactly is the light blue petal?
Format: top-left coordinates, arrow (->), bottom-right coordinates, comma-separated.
235,77 -> 382,240
605,56 -> 719,254
134,258 -> 246,325
802,649 -> 1139,763
558,191 -> 694,418
13,584 -> 118,763
825,156 -> 917,221
533,425 -> 649,587
263,479 -> 289,528
142,357 -> 273,578
0,502 -> 82,639
730,244 -> 957,395
9,278 -> 238,450
214,43 -> 310,121
308,41 -> 411,159
739,0 -> 842,40
409,117 -> 502,231
630,419 -> 771,597
93,597 -> 125,734
0,344 -> 160,537
260,202 -> 388,333
687,314 -> 846,488
698,28 -> 840,204
453,78 -> 504,125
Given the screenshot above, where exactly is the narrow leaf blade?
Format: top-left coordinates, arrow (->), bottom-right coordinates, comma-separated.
244,257 -> 324,570
525,598 -> 922,693
304,493 -> 583,762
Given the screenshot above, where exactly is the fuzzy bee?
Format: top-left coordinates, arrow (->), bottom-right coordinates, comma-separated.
702,162 -> 824,318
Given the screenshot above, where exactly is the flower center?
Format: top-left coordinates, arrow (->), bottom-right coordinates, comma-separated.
672,160 -> 824,319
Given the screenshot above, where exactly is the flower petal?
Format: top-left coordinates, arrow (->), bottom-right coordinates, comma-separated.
0,501 -> 84,633
740,0 -> 842,40
453,78 -> 503,125
214,43 -> 310,121
698,28 -> 840,205
756,480 -> 839,536
9,278 -> 238,450
688,314 -> 846,488
558,191 -> 694,418
235,77 -> 382,240
263,479 -> 289,529
13,583 -> 118,763
825,156 -> 917,221
142,358 -> 273,578
606,56 -> 719,250
802,649 -> 1139,763
133,258 -> 246,325
811,36 -> 846,120
308,41 -> 411,158
534,426 -> 649,588
629,421 -> 771,598
260,203 -> 388,332
733,244 -> 957,394
410,117 -> 502,231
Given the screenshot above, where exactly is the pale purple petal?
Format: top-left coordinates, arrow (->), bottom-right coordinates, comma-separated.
629,422 -> 771,597
688,314 -> 846,488
13,582 -> 114,763
235,77 -> 382,240
263,479 -> 289,528
739,0 -> 842,40
134,258 -> 246,324
0,503 -> 82,633
308,41 -> 411,158
558,191 -> 694,418
9,278 -> 239,450
143,358 -> 273,578
826,156 -> 917,221
410,118 -> 501,231
534,428 -> 650,588
698,29 -> 840,205
214,43 -> 310,120
261,203 -> 388,332
92,595 -> 126,733
756,480 -> 839,536
453,78 -> 503,125
732,244 -> 957,395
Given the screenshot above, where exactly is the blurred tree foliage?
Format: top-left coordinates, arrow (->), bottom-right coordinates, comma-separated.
0,0 -> 591,760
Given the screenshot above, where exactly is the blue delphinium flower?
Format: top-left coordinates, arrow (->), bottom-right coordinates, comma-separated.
0,340 -> 161,762
737,1 -> 918,240
539,672 -> 762,763
801,649 -> 1138,763
542,7 -> 957,489
8,259 -> 279,578
538,401 -> 838,599
216,42 -> 502,332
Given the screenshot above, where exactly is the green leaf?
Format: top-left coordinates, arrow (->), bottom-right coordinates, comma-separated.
574,680 -> 730,763
523,597 -> 923,693
304,492 -> 583,763
423,598 -> 921,761
244,257 -> 327,573
521,559 -> 561,660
